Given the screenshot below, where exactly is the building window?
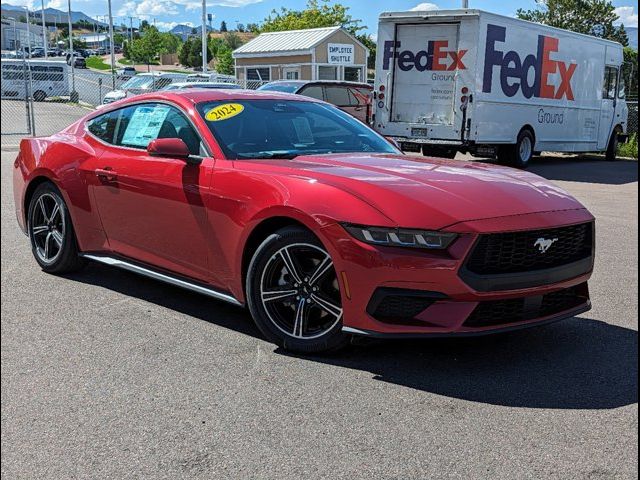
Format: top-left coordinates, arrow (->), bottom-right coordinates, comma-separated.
344,66 -> 362,82
246,68 -> 270,81
318,66 -> 337,80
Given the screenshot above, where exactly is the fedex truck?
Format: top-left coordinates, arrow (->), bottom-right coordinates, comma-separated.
374,9 -> 629,167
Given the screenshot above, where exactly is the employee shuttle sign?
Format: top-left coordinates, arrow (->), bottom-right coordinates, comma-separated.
328,44 -> 354,64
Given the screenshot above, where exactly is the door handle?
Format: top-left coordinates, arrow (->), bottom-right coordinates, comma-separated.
95,167 -> 117,182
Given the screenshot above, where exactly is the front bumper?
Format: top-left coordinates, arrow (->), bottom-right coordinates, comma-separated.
320,208 -> 594,336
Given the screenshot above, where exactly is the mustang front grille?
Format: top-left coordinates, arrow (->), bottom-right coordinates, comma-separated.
465,222 -> 594,275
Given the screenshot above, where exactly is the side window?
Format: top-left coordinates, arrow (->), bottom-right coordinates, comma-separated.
155,78 -> 173,89
298,85 -> 324,101
87,111 -> 118,144
114,103 -> 202,155
603,66 -> 618,100
618,71 -> 626,99
325,86 -> 351,106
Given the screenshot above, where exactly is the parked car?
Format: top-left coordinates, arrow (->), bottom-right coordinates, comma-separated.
102,72 -> 189,104
13,89 -> 595,353
71,56 -> 86,68
47,48 -> 63,57
1,50 -> 25,59
116,66 -> 137,79
258,81 -> 373,124
374,8 -> 629,166
30,47 -> 45,58
96,47 -> 107,55
161,82 -> 243,91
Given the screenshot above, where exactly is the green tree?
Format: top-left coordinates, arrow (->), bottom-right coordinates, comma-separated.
223,31 -> 243,50
215,47 -> 234,75
258,0 -> 364,34
622,47 -> 638,98
128,25 -> 163,70
178,36 -> 212,68
516,0 -> 629,46
220,20 -> 228,32
159,32 -> 182,54
237,23 -> 245,33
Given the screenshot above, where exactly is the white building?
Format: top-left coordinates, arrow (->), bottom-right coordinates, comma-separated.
1,18 -> 45,51
232,26 -> 369,83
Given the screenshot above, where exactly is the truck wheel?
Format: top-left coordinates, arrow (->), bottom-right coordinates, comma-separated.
605,131 -> 619,161
33,90 -> 46,102
499,130 -> 535,169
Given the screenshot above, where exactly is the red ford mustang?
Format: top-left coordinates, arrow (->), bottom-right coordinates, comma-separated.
13,90 -> 595,353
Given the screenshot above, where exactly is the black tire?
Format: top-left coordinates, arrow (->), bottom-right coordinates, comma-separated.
33,90 -> 46,102
498,129 -> 535,169
27,182 -> 87,274
246,226 -> 349,354
605,130 -> 619,161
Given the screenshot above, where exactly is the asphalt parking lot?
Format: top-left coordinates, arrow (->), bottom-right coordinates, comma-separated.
1,145 -> 637,478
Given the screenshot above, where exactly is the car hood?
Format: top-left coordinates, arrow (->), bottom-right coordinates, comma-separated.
245,153 -> 586,229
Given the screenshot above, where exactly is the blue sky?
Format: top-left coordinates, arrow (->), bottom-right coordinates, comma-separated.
9,0 -> 640,34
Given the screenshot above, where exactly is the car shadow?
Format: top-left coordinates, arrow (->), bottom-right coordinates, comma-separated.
63,262 -> 262,340
66,263 -> 637,411
527,155 -> 638,185
292,318 -> 638,410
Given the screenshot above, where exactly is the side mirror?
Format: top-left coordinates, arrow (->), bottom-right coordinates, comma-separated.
147,138 -> 191,160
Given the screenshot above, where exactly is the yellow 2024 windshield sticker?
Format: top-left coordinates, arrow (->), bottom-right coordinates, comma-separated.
205,103 -> 244,122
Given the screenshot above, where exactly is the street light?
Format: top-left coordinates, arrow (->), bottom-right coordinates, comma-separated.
41,0 -> 48,59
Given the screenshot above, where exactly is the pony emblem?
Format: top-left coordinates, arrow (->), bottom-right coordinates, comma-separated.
534,237 -> 558,253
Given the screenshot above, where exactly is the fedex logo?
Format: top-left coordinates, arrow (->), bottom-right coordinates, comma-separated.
483,24 -> 577,100
382,40 -> 467,72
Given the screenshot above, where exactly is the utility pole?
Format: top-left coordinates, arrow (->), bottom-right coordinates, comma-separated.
128,16 -> 133,43
462,0 -> 469,8
25,6 -> 31,58
67,0 -> 76,100
201,0 -> 207,73
107,0 -> 116,89
40,0 -> 47,58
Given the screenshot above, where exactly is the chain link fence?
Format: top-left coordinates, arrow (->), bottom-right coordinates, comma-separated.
1,60 -> 269,145
626,99 -> 638,135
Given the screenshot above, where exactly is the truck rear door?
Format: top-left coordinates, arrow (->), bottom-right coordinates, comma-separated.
390,23 -> 461,126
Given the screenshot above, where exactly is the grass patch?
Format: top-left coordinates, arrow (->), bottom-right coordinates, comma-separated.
118,58 -> 133,65
86,56 -> 112,70
618,133 -> 638,159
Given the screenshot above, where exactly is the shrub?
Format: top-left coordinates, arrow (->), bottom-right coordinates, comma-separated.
618,133 -> 638,159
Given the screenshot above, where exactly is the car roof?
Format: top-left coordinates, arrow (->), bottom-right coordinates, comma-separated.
265,80 -> 373,89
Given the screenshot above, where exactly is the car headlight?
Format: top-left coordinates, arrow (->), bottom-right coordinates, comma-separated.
342,224 -> 457,250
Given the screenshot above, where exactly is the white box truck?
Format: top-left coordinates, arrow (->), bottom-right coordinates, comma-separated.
373,9 -> 630,167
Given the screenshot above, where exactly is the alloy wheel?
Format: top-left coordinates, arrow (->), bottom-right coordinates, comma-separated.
259,243 -> 343,340
30,192 -> 66,264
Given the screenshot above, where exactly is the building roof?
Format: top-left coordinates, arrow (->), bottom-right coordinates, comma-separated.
78,34 -> 108,42
233,26 -> 342,57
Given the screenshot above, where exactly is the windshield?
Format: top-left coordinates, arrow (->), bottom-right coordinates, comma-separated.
258,83 -> 301,93
121,75 -> 156,90
197,99 -> 399,160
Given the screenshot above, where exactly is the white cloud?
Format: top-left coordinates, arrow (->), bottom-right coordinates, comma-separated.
410,2 -> 439,11
209,0 -> 262,6
154,20 -> 193,31
614,6 -> 638,26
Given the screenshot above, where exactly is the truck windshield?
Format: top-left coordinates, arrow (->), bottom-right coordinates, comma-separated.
197,99 -> 399,160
